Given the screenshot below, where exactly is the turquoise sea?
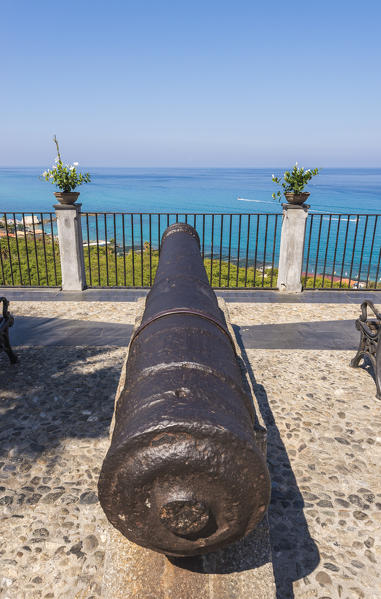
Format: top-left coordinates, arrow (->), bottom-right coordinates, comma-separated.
1,168 -> 380,284
0,167 -> 380,215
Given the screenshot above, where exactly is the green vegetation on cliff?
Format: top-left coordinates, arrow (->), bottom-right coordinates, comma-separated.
1,237 -> 378,289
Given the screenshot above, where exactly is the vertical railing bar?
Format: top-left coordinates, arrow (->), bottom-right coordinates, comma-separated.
185,214 -> 188,224
374,246 -> 381,289
140,213 -> 144,286
95,214 -> 101,286
357,215 -> 368,287
23,213 -> 32,285
202,214 -> 205,260
366,216 -> 378,288
339,215 -> 350,288
313,215 -> 323,289
219,215 -> 224,287
210,214 -> 214,284
4,214 -> 15,285
167,214 -> 170,228
261,214 -> 269,288
40,212 -> 49,286
0,230 -> 5,284
122,213 -> 126,287
104,214 -> 109,287
0,214 -> 7,284
236,214 -> 242,287
330,214 -> 341,288
270,214 -> 278,288
86,213 -> 92,287
175,214 -> 178,223
227,214 -> 232,288
299,209 -> 309,287
244,214 -> 250,288
31,214 -> 40,286
193,214 -> 196,228
13,212 -> 23,285
113,213 -> 118,286
253,215 -> 260,288
321,214 -> 332,288
304,214 -> 313,288
49,213 -> 58,286
149,214 -> 152,286
348,215 -> 360,289
158,214 -> 161,258
131,214 -> 135,286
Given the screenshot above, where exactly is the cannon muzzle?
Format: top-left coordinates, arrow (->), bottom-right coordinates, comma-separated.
98,223 -> 270,556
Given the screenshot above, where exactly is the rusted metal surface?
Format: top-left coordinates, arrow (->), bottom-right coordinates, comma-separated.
351,300 -> 381,399
98,223 -> 271,557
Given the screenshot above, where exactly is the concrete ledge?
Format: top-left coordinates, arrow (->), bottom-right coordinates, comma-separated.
1,287 -> 380,304
100,299 -> 276,599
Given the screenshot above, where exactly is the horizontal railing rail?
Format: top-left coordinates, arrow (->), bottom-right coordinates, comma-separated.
0,212 -> 61,287
302,213 -> 380,290
82,212 -> 281,289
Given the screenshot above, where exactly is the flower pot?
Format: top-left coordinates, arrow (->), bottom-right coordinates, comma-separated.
54,191 -> 80,205
284,192 -> 310,205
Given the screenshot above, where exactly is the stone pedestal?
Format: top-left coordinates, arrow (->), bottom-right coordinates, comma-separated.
54,203 -> 86,291
277,203 -> 309,293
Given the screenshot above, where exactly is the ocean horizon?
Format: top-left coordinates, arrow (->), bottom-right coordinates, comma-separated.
1,167 -> 380,215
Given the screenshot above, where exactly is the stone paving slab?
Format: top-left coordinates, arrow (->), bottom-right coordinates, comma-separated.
10,317 -> 133,348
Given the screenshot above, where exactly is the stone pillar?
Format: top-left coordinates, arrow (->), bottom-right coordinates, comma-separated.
277,203 -> 309,293
54,203 -> 86,291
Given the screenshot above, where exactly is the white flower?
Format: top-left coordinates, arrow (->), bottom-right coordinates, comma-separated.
295,161 -> 298,166
73,161 -> 78,166
42,171 -> 47,177
55,157 -> 59,163
49,174 -> 54,179
69,166 -> 75,170
272,174 -> 275,178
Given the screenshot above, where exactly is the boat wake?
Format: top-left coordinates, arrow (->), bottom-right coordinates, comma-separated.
237,197 -> 274,205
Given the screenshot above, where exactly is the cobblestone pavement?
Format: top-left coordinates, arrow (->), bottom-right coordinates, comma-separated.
0,300 -> 380,599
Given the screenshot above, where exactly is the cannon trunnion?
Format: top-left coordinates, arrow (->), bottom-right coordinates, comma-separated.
98,223 -> 270,557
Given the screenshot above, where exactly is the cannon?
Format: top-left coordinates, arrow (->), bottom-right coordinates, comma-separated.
98,223 -> 270,557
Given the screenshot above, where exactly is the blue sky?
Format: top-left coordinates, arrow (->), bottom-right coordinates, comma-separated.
1,0 -> 380,167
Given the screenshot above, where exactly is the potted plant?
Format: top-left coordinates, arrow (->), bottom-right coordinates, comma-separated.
272,163 -> 319,205
41,135 -> 91,205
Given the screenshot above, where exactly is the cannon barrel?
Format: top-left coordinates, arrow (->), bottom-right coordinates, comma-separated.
98,223 -> 270,557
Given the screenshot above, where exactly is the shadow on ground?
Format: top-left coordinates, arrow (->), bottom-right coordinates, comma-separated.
0,345 -> 124,460
234,326 -> 321,599
239,319 -> 359,350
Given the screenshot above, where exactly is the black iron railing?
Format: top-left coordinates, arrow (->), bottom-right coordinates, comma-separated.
1,210 -> 380,290
0,212 -> 60,287
302,213 -> 380,289
82,212 -> 281,289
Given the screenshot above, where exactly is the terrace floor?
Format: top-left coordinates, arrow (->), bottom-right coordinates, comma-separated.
0,290 -> 381,599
